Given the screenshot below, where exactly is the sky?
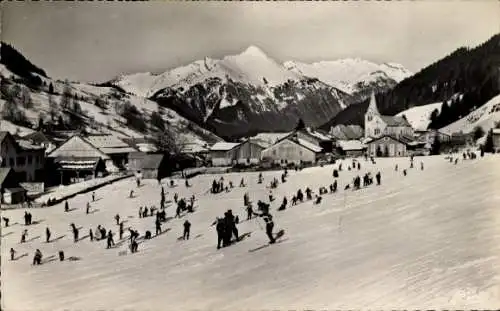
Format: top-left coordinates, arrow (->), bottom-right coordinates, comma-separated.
2,1 -> 499,83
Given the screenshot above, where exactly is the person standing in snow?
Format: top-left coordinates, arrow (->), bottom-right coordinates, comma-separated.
155,218 -> 162,236
115,214 -> 120,225
212,218 -> 225,249
106,230 -> 115,249
183,220 -> 191,240
89,228 -> 94,241
86,202 -> 91,214
260,213 -> 276,244
139,207 -> 143,218
119,222 -> 124,240
10,248 -> 15,261
45,227 -> 51,243
376,172 -> 381,185
421,162 -> 424,170
70,223 -> 79,243
21,229 -> 28,243
3,217 -> 9,227
33,249 -> 42,265
246,204 -> 254,220
65,201 -> 69,213
92,192 -> 96,202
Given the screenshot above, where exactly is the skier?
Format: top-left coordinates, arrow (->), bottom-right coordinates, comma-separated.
24,212 -> 29,226
183,220 -> 191,240
403,169 -> 407,176
21,229 -> 28,243
130,239 -> 138,253
240,178 -> 245,187
395,164 -> 398,171
10,248 -> 15,261
155,218 -> 162,236
65,201 -> 69,212
45,227 -> 51,243
421,162 -> 424,170
89,228 -> 94,241
119,222 -> 124,240
246,204 -> 254,220
86,202 -> 90,214
143,206 -> 148,218
70,223 -> 79,243
136,178 -> 140,188
269,190 -> 274,202
185,179 -> 190,188
357,162 -> 361,170
115,214 -> 120,225
260,213 -> 276,244
106,230 -> 115,249
3,217 -> 9,227
92,192 -> 96,202
333,179 -> 338,192
139,207 -> 143,218
33,249 -> 42,265
376,172 -> 381,185
278,197 -> 287,211
174,193 -> 178,203
129,190 -> 134,198
213,217 -> 225,249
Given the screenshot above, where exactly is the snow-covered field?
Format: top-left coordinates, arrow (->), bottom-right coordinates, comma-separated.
2,155 -> 500,310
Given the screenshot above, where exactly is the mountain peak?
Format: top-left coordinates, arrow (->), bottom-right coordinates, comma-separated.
240,45 -> 268,59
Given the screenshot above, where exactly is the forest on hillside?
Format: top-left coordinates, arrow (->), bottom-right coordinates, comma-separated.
321,34 -> 500,131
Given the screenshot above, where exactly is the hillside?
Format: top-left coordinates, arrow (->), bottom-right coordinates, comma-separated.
321,34 -> 500,133
114,46 -> 411,140
396,102 -> 444,131
2,155 -> 500,310
0,46 -> 223,148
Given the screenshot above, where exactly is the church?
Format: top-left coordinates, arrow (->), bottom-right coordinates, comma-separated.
364,92 -> 419,157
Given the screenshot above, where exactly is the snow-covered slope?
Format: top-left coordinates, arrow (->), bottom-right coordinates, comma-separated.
396,102 -> 443,131
440,94 -> 500,135
284,58 -> 413,95
2,155 -> 500,310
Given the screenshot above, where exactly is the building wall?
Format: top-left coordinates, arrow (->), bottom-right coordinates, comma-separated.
385,126 -> 414,138
365,113 -> 388,139
368,137 -> 408,157
141,169 -> 158,180
233,141 -> 264,165
210,150 -> 236,167
0,137 -> 45,182
261,139 -> 316,165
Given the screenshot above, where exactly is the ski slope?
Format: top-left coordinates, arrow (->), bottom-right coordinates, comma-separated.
2,155 -> 500,310
396,102 -> 443,131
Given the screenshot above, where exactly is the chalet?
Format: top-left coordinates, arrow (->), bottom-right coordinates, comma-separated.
0,131 -> 46,182
21,131 -> 57,154
0,167 -> 27,204
209,142 -> 241,167
233,139 -> 267,166
296,128 -> 334,152
364,92 -> 414,139
128,152 -> 169,180
85,134 -> 138,171
493,129 -> 500,153
261,134 -> 322,166
336,140 -> 367,157
366,135 -> 421,157
415,129 -> 451,145
47,135 -> 108,185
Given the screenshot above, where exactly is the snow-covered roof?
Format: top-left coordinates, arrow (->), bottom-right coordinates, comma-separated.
329,125 -> 364,140
249,132 -> 292,147
84,135 -> 137,154
492,128 -> 500,135
337,140 -> 366,151
180,143 -> 209,154
304,128 -> 332,141
210,142 -> 240,151
296,138 -> 322,153
380,115 -> 412,127
48,136 -> 110,159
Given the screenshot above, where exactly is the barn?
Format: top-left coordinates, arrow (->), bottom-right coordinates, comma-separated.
233,139 -> 266,166
0,167 -> 26,204
209,142 -> 241,167
85,134 -> 138,171
128,152 -> 169,180
261,135 -> 322,166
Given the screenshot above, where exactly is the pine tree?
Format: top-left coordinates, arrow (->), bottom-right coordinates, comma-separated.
49,83 -> 54,94
483,129 -> 494,153
295,118 -> 305,130
60,80 -> 72,109
473,126 -> 485,141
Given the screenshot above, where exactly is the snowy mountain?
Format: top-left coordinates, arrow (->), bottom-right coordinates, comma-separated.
284,58 -> 412,98
0,49 -> 222,148
114,46 -> 354,139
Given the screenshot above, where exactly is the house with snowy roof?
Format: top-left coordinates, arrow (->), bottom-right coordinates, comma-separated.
364,92 -> 414,140
85,134 -> 138,170
46,135 -> 109,185
261,132 -> 322,166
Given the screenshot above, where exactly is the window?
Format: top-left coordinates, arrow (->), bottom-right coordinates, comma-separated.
367,114 -> 373,121
17,156 -> 25,166
27,155 -> 33,165
374,128 -> 381,135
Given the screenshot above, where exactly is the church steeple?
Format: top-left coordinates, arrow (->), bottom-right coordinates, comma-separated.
367,91 -> 380,115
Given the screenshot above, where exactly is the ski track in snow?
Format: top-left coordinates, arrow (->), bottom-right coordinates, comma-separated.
2,155 -> 500,310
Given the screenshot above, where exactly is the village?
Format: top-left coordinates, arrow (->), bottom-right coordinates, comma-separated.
1,92 -> 498,207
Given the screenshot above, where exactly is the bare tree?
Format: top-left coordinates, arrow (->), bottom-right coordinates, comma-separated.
152,126 -> 185,155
